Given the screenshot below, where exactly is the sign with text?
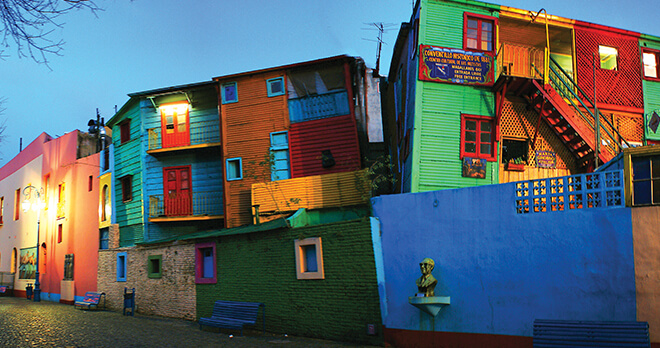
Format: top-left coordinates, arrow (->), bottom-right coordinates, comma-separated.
419,45 -> 494,86
535,150 -> 557,169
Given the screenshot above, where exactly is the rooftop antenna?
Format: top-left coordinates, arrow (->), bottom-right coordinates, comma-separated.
362,22 -> 397,76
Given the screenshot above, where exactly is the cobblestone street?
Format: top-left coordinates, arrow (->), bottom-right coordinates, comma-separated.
0,297 -> 379,348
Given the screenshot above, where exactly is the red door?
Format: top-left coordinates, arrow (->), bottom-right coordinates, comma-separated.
164,166 -> 192,216
160,103 -> 190,148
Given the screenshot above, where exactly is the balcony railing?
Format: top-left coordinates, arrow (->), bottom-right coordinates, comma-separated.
288,90 -> 350,123
496,43 -> 544,80
148,191 -> 223,220
147,120 -> 220,151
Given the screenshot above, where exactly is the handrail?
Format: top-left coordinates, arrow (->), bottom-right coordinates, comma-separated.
547,56 -> 631,153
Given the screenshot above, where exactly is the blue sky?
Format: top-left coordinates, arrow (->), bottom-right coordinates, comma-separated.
0,0 -> 657,167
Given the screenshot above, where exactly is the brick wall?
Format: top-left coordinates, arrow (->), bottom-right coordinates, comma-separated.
196,218 -> 383,345
97,242 -> 197,320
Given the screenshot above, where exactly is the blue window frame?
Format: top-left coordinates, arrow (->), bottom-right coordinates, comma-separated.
270,131 -> 290,181
221,82 -> 238,104
226,157 -> 243,181
116,252 -> 127,282
267,77 -> 285,97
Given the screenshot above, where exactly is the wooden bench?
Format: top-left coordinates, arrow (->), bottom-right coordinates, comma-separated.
74,292 -> 105,310
533,319 -> 650,347
199,300 -> 265,336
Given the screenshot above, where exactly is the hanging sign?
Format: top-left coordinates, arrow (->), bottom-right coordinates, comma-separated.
535,150 -> 557,169
419,45 -> 494,86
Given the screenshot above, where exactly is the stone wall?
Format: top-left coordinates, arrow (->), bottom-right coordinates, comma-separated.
97,242 -> 196,320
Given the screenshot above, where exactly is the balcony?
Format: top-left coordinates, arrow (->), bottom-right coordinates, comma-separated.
288,90 -> 350,123
148,191 -> 223,222
147,120 -> 221,154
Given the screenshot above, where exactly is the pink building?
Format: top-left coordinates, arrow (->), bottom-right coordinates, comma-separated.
0,131 -> 100,303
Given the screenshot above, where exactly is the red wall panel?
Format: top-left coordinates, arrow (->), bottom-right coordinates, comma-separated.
575,24 -> 643,110
289,115 -> 361,178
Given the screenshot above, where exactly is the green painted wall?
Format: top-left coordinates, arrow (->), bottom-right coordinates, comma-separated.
641,36 -> 660,142
109,99 -> 145,246
196,219 -> 382,345
411,0 -> 499,192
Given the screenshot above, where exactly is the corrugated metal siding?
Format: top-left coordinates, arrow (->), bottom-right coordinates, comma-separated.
252,169 -> 370,215
421,0 -> 496,49
220,72 -> 289,228
641,39 -> 660,141
575,25 -> 643,109
288,114 -> 361,178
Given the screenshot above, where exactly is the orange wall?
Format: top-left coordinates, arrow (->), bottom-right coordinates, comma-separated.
219,72 -> 289,228
632,205 -> 660,343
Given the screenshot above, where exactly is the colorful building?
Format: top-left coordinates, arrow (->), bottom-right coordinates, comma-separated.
383,0 -> 654,194
0,131 -> 100,304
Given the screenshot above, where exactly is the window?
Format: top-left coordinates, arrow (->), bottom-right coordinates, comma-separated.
221,82 -> 238,104
294,237 -> 324,280
270,132 -> 290,181
88,175 -> 93,192
0,196 -> 4,225
57,224 -> 63,243
117,252 -> 127,282
631,155 -> 660,206
103,148 -> 110,171
599,45 -> 618,71
226,158 -> 243,181
460,114 -> 496,161
120,120 -> 131,144
267,77 -> 285,97
14,189 -> 20,221
643,49 -> 660,80
195,242 -> 216,284
120,175 -> 133,202
502,138 -> 528,164
43,174 -> 49,210
101,184 -> 109,221
57,183 -> 65,219
99,227 -> 109,250
11,248 -> 17,274
148,255 -> 162,279
63,254 -> 74,280
464,13 -> 496,52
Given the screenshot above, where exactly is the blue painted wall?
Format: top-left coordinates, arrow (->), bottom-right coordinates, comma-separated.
371,181 -> 636,337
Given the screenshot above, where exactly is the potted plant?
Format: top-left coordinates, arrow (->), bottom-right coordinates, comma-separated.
505,157 -> 526,171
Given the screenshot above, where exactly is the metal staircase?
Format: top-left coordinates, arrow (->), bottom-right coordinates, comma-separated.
494,55 -> 630,171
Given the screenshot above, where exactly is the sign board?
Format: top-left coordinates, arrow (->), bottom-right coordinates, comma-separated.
419,45 -> 494,86
535,150 -> 557,169
462,157 -> 486,179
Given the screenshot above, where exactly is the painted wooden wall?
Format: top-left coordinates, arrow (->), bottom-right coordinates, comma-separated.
109,100 -> 144,246
409,0 -> 499,193
641,36 -> 660,143
219,72 -> 289,228
574,23 -> 643,110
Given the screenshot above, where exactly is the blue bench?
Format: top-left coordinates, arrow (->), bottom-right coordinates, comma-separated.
199,300 -> 265,336
74,292 -> 105,310
533,319 -> 650,347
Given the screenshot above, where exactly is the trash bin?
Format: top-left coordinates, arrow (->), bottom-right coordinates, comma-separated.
123,287 -> 135,316
25,284 -> 33,300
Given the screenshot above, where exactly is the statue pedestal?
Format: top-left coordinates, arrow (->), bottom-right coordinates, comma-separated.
408,296 -> 450,317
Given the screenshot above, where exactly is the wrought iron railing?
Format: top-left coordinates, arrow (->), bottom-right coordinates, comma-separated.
148,191 -> 223,218
515,170 -> 624,214
147,120 -> 220,151
288,90 -> 350,123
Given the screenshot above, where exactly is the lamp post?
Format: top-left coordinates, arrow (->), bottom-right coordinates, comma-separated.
22,185 -> 45,302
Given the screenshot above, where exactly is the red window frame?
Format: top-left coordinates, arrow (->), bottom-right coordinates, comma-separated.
642,48 -> 660,82
463,13 -> 497,54
120,120 -> 130,144
460,114 -> 496,161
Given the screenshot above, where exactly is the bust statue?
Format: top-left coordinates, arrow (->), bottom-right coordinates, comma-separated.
416,257 -> 438,297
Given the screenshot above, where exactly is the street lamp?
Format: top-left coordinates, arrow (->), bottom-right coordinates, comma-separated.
22,185 -> 45,302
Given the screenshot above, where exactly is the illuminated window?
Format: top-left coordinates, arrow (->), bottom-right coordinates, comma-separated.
294,237 -> 324,280
101,184 -> 109,221
195,242 -> 216,284
643,49 -> 660,80
57,183 -> 65,219
464,13 -> 496,52
226,158 -> 242,181
460,114 -> 496,161
221,82 -> 238,104
0,196 -> 4,225
267,77 -> 285,97
11,248 -> 17,274
148,255 -> 162,279
599,46 -> 618,71
14,189 -> 20,221
57,224 -> 63,243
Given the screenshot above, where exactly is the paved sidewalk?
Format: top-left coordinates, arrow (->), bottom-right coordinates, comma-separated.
0,297 -> 380,347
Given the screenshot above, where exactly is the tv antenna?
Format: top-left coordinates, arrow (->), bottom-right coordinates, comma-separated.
362,22 -> 397,76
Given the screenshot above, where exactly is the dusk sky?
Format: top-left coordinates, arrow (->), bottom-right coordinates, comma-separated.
0,0 -> 657,167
